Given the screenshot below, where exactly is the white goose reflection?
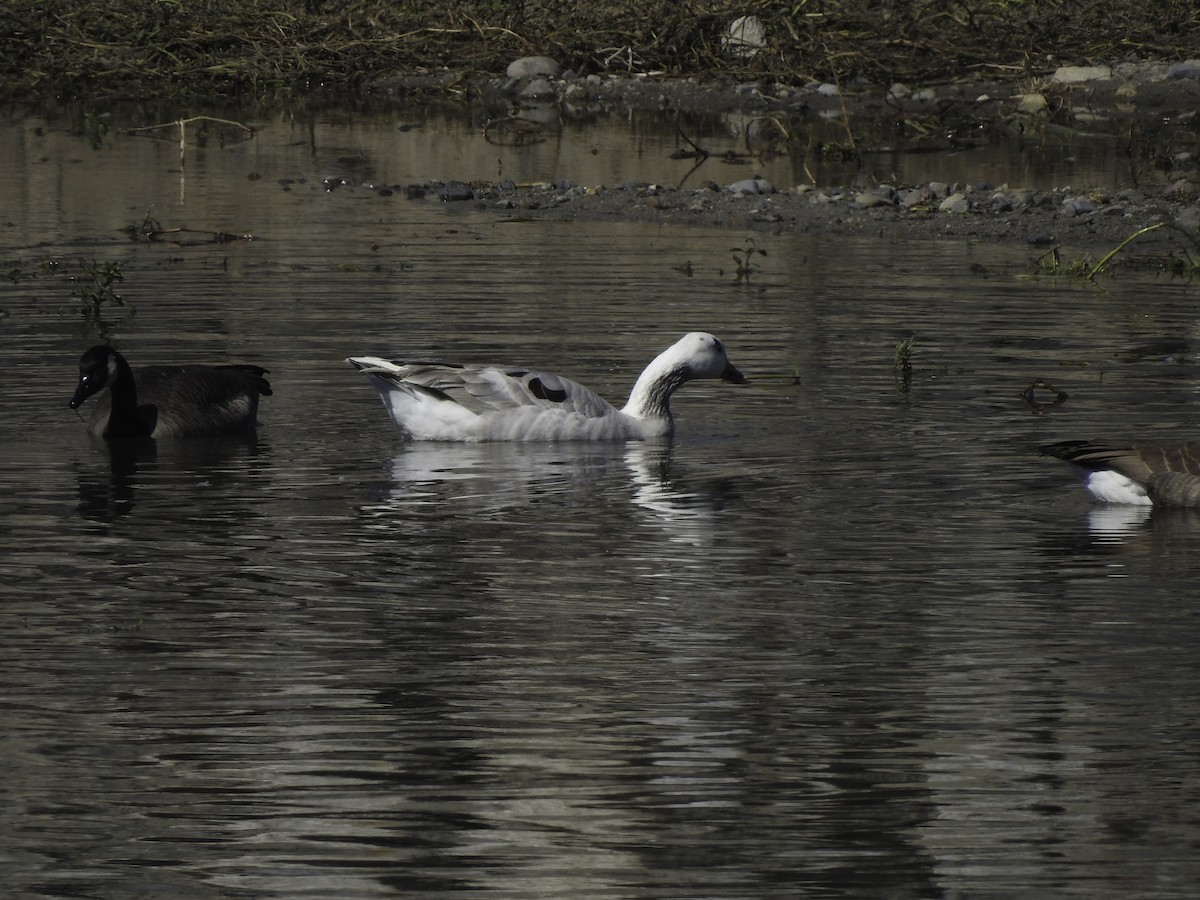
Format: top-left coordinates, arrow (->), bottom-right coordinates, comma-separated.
622,442 -> 732,548
373,441 -> 736,549
383,441 -> 629,508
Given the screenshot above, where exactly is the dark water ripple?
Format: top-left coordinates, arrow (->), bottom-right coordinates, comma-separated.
3,109 -> 1200,898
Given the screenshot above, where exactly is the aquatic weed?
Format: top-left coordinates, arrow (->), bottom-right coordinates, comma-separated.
74,259 -> 131,320
730,238 -> 767,281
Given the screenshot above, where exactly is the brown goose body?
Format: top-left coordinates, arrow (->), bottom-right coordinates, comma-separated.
1040,439 -> 1200,506
70,345 -> 272,440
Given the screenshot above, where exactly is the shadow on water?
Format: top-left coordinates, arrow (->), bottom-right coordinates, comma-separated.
75,434 -> 268,522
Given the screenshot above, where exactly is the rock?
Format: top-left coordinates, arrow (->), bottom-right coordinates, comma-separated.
939,193 -> 971,214
1062,197 -> 1097,216
1016,92 -> 1049,115
854,192 -> 888,209
519,77 -> 556,100
816,83 -> 840,97
1167,60 -> 1200,80
724,15 -> 767,58
1052,65 -> 1113,84
438,182 -> 474,202
506,56 -> 561,79
901,186 -> 936,208
1176,207 -> 1200,232
1162,179 -> 1200,201
727,177 -> 777,195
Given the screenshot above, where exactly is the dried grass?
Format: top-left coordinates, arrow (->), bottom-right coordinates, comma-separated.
2,0 -> 1198,99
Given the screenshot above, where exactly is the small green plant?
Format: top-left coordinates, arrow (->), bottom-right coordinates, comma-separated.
894,335 -> 918,390
75,259 -> 130,320
730,238 -> 767,281
1035,246 -> 1093,277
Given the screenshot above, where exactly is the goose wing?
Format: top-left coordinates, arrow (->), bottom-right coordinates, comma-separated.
351,359 -> 621,419
135,365 -> 272,436
1040,439 -> 1200,483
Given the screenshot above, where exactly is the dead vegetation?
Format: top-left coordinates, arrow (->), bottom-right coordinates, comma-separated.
2,1 -> 1198,100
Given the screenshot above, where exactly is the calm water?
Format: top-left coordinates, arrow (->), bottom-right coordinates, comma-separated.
2,103 -> 1200,898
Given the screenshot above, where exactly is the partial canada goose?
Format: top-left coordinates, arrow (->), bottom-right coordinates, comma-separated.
70,345 -> 272,440
1040,439 -> 1200,506
346,331 -> 747,441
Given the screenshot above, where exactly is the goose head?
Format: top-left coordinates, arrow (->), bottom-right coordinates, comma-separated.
681,332 -> 747,384
70,345 -> 124,410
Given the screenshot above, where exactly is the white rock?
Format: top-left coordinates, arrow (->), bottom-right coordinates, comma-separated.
939,193 -> 971,213
724,15 -> 767,58
727,177 -> 777,195
1016,92 -> 1049,114
506,56 -> 561,79
1052,65 -> 1113,84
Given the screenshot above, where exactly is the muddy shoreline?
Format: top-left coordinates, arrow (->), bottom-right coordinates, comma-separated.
371,61 -> 1200,258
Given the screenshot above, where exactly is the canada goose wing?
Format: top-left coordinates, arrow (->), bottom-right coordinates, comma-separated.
137,365 -> 272,436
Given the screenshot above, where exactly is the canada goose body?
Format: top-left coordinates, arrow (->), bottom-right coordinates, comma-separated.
1040,439 -> 1200,506
347,332 -> 747,442
70,345 -> 272,440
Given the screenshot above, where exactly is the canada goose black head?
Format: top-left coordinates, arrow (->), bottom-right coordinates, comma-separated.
70,345 -> 123,412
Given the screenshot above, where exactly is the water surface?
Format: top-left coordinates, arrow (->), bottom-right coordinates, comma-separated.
2,105 -> 1200,899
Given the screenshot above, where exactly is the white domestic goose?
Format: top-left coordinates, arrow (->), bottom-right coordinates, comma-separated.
70,345 -> 272,440
1040,439 -> 1200,506
346,331 -> 747,441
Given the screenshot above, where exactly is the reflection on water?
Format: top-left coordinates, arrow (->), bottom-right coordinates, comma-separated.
2,103 -> 1200,898
75,435 -> 267,522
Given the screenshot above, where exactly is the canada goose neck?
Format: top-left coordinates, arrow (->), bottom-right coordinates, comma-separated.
104,351 -> 147,437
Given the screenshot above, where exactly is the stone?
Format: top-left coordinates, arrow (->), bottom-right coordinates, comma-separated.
1061,197 -> 1096,216
1167,60 -> 1200,80
519,78 -> 556,100
1016,92 -> 1049,115
1052,65 -> 1113,84
727,177 -> 777,195
438,182 -> 474,202
939,193 -> 971,213
724,15 -> 767,58
901,186 -> 935,207
854,192 -> 888,208
506,56 -> 561,79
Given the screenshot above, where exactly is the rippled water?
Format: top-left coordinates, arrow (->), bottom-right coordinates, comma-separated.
3,104 -> 1200,898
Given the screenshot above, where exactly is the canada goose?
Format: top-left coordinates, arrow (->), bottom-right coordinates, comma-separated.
347,331 -> 747,441
70,345 -> 272,440
1040,439 -> 1200,506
